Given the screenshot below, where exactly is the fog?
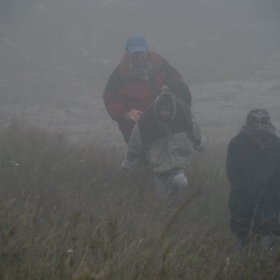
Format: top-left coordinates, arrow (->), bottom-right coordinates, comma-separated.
2,2 -> 280,275
1,0 -> 279,81
0,0 -> 279,144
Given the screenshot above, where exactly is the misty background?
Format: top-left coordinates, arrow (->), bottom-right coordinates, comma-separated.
0,0 -> 279,88
0,0 -> 279,146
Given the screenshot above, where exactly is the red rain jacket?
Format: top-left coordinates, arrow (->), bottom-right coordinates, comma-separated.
103,51 -> 191,134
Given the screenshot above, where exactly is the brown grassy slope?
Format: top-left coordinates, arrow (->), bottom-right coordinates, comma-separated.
0,121 -> 280,280
0,62 -> 279,278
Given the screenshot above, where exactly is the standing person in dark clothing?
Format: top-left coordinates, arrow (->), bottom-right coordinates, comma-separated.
103,34 -> 192,144
226,109 -> 280,249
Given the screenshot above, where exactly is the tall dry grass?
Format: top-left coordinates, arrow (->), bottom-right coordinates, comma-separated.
0,120 -> 280,280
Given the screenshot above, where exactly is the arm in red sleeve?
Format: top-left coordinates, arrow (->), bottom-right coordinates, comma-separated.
103,68 -> 128,122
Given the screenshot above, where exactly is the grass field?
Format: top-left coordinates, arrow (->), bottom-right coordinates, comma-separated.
1,1 -> 280,277
0,119 -> 280,280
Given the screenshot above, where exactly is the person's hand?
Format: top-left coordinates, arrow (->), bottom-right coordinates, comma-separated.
126,109 -> 142,123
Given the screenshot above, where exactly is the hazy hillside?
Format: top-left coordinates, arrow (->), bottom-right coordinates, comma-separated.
0,0 -> 279,84
0,2 -> 280,278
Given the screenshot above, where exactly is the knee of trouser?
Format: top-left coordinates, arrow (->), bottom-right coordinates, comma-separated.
171,172 -> 188,189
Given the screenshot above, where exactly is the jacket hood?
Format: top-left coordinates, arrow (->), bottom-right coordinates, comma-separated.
154,89 -> 176,129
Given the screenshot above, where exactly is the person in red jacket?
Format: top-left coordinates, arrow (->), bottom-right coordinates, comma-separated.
103,34 -> 192,144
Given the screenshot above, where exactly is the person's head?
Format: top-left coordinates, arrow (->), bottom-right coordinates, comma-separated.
241,109 -> 276,141
155,86 -> 175,123
125,34 -> 147,67
158,99 -> 172,122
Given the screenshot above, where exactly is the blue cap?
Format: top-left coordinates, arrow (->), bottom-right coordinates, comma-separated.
126,34 -> 147,54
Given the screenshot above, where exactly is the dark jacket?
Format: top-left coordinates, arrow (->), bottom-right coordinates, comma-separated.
103,51 -> 191,134
226,132 -> 280,235
121,92 -> 204,174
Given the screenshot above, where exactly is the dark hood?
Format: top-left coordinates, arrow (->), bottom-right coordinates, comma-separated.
154,91 -> 176,129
